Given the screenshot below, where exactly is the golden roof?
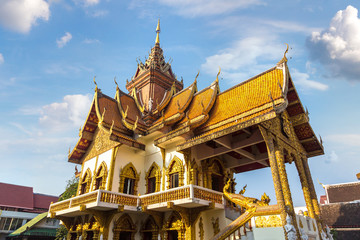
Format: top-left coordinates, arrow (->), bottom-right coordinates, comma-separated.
200,67 -> 284,131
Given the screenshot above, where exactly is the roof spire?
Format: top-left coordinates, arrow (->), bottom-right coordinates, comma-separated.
155,19 -> 160,44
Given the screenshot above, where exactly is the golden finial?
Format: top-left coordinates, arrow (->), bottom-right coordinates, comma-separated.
110,120 -> 114,135
93,76 -> 98,91
79,126 -> 82,137
101,107 -> 106,123
216,67 -> 221,82
277,43 -> 289,65
155,19 -> 161,44
194,70 -> 200,83
124,105 -> 129,119
68,146 -> 71,155
317,179 -> 325,189
133,116 -> 139,131
114,77 -> 119,90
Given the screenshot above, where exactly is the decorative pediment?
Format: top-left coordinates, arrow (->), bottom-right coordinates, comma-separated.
82,128 -> 121,162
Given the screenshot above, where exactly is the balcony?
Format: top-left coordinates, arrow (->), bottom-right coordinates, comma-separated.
49,185 -> 223,217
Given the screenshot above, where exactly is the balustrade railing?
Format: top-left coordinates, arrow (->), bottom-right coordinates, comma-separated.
49,185 -> 224,214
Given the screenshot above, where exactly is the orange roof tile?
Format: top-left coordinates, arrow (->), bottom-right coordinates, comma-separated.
152,82 -> 196,125
177,84 -> 217,126
200,67 -> 284,131
97,94 -> 129,133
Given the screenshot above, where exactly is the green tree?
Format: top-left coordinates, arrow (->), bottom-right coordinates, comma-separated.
55,176 -> 79,240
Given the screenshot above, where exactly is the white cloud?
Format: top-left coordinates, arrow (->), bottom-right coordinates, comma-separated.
308,5 -> 360,81
325,150 -> 339,164
201,36 -> 284,84
0,0 -> 50,33
326,134 -> 360,147
57,32 -> 72,48
290,68 -> 329,91
0,53 -> 4,64
88,9 -> 108,17
83,38 -> 100,44
39,94 -> 92,131
74,0 -> 100,7
130,0 -> 263,17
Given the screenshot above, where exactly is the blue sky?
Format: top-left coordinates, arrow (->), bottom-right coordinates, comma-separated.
0,0 -> 359,206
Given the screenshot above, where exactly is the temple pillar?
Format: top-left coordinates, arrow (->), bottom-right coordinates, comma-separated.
301,156 -> 321,217
275,142 -> 301,239
294,154 -> 315,219
260,127 -> 286,224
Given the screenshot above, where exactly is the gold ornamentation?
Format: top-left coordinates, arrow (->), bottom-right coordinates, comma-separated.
107,146 -> 120,191
141,187 -> 190,206
79,168 -> 92,195
83,128 -> 121,162
256,215 -> 282,228
118,162 -> 140,195
113,213 -> 136,240
166,156 -> 185,189
145,162 -> 161,193
223,179 -> 270,209
92,161 -> 108,190
199,217 -> 204,240
211,217 -> 220,236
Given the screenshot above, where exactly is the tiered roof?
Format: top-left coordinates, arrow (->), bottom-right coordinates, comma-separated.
68,24 -> 323,164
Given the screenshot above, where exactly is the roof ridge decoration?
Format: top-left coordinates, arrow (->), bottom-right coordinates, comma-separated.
131,88 -> 145,113
154,72 -> 220,147
277,43 -> 289,67
153,81 -> 176,115
115,84 -> 146,133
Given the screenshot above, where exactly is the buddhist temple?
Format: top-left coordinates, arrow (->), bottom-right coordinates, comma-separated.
48,20 -> 329,240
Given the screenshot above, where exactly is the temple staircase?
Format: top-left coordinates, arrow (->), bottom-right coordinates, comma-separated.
211,180 -> 282,240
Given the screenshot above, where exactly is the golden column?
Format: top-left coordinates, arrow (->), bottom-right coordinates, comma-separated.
294,154 -> 315,219
274,141 -> 301,239
260,127 -> 286,224
301,156 -> 321,217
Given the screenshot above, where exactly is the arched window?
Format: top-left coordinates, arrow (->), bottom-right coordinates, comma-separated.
119,163 -> 139,195
207,159 -> 225,192
93,162 -> 108,190
145,162 -> 161,193
189,160 -> 199,185
166,156 -> 184,189
79,168 -> 92,195
162,211 -> 184,240
141,216 -> 159,240
113,214 -> 135,240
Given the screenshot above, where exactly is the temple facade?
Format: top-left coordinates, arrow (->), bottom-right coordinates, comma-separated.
48,21 -> 328,240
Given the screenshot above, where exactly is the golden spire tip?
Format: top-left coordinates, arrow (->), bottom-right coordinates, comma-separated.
155,19 -> 160,44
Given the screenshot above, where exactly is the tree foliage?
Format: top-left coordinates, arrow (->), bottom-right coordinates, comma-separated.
55,176 -> 79,240
58,176 -> 79,202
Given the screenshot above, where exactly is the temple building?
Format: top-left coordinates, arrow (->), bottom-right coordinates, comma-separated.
48,21 -> 328,240
319,175 -> 360,240
0,182 -> 59,240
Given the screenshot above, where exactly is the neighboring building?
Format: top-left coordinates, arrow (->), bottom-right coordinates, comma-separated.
0,183 -> 58,240
48,21 -> 325,240
7,212 -> 60,240
320,178 -> 360,240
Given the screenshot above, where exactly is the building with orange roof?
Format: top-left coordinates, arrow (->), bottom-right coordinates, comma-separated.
48,20 -> 327,240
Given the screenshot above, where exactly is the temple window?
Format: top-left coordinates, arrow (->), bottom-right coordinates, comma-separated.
119,163 -> 139,195
79,168 -> 92,195
189,160 -> 199,185
93,162 -> 108,190
123,177 -> 135,195
204,159 -> 225,192
145,162 -> 161,193
166,156 -> 184,189
170,173 -> 179,188
113,214 -> 136,240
